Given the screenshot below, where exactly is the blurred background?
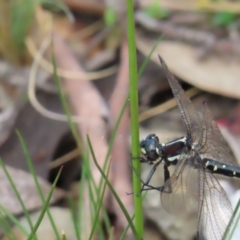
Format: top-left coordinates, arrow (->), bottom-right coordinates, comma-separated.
1,0 -> 240,239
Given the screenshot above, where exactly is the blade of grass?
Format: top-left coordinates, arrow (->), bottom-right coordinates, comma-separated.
137,35 -> 163,79
39,0 -> 74,22
105,25 -> 159,164
86,156 -> 112,239
68,197 -> 80,240
88,159 -> 111,240
51,44 -> 80,143
223,197 -> 240,240
119,193 -> 148,240
27,166 -> 63,240
108,227 -> 114,240
15,130 -> 61,240
10,0 -> 35,58
102,209 -> 112,239
77,154 -> 87,238
51,42 -> 87,238
0,205 -> 29,237
78,148 -> 106,240
88,181 -> 96,232
0,208 -> 16,240
87,159 -> 111,239
127,0 -> 143,238
83,152 -> 95,228
77,152 -> 105,240
61,230 -> 67,240
88,180 -> 105,240
0,158 -> 37,240
87,135 -> 138,239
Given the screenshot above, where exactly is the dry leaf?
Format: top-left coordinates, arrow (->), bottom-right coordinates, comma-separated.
137,35 -> 240,99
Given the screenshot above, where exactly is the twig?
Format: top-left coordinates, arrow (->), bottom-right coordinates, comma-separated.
28,34 -> 110,125
26,36 -> 118,81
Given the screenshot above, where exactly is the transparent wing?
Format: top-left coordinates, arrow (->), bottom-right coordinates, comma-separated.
197,101 -> 235,165
161,154 -> 200,217
158,55 -> 203,144
159,56 -> 235,166
161,152 -> 232,240
198,169 -> 233,240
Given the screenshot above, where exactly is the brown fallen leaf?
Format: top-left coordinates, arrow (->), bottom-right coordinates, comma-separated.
52,31 -> 109,239
137,35 -> 240,99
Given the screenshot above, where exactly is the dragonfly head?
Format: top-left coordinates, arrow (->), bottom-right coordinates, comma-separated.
140,134 -> 162,162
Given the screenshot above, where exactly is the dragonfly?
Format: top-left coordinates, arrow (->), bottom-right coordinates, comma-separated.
138,55 -> 240,240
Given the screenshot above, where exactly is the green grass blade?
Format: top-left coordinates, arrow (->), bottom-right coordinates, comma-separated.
223,197 -> 240,240
27,166 -> 63,240
79,149 -> 104,240
88,160 -> 111,240
138,35 -> 163,79
119,213 -> 135,240
88,180 -> 105,240
10,0 -> 35,57
61,230 -> 67,240
68,197 -> 80,240
0,158 -> 37,240
88,177 -> 96,231
39,0 -> 74,22
15,130 -> 61,240
126,0 -> 143,238
0,205 -> 29,237
102,209 -> 112,239
77,155 -> 88,238
51,47 -> 80,143
86,154 -> 112,238
0,208 -> 16,240
87,135 -> 138,239
119,194 -> 149,239
51,41 -> 87,238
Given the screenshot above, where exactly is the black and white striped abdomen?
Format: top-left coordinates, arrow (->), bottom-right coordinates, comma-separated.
203,158 -> 240,178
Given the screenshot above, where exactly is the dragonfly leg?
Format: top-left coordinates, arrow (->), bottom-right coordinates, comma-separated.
162,164 -> 173,193
131,155 -> 151,164
130,154 -> 161,186
140,160 -> 162,191
129,155 -> 148,183
141,163 -> 171,193
164,164 -> 170,182
128,155 -> 163,195
141,185 -> 164,192
127,156 -> 152,196
126,174 -> 153,196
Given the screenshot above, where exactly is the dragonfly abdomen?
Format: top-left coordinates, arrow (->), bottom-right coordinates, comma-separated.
204,158 -> 240,178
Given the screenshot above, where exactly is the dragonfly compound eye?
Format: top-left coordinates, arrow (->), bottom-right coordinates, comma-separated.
141,134 -> 162,161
